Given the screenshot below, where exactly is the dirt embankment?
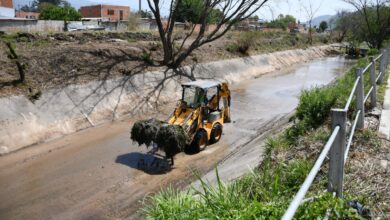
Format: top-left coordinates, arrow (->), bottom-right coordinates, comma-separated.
0,31 -> 334,98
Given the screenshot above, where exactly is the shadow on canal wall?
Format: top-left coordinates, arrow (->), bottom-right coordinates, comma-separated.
0,45 -> 338,155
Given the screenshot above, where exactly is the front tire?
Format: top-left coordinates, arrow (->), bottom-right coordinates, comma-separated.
191,130 -> 208,153
210,123 -> 223,144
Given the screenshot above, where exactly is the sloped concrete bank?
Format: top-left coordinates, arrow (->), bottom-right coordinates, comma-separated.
0,45 -> 336,154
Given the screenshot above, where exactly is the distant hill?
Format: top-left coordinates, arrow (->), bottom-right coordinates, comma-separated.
307,15 -> 334,27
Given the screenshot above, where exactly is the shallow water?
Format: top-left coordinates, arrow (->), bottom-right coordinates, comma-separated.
231,56 -> 356,123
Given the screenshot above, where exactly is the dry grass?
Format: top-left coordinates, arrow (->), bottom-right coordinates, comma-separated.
344,129 -> 390,218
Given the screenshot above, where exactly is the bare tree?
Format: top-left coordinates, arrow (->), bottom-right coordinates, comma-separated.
4,42 -> 26,83
344,0 -> 390,49
299,0 -> 322,45
333,10 -> 356,43
147,0 -> 269,71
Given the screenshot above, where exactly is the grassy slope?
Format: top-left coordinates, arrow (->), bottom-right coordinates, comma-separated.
142,55 -> 389,219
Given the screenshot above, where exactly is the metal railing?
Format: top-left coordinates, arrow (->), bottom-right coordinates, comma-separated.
282,45 -> 390,220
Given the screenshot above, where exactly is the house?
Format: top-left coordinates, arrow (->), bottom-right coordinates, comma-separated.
235,17 -> 265,31
0,0 -> 15,18
288,21 -> 307,33
15,11 -> 40,19
80,4 -> 130,22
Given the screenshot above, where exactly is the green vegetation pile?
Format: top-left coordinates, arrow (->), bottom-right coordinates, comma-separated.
156,124 -> 188,158
142,55 -> 390,219
131,119 -> 188,158
131,118 -> 163,147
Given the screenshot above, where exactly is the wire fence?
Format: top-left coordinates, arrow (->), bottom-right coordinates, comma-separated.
282,45 -> 390,220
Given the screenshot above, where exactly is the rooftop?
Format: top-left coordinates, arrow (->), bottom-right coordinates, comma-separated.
182,80 -> 220,89
80,4 -> 130,8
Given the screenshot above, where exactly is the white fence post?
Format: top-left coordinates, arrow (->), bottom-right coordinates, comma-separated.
328,109 -> 347,198
369,57 -> 377,108
386,48 -> 389,71
356,68 -> 365,129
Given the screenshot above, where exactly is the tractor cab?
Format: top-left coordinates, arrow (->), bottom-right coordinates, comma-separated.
181,80 -> 221,110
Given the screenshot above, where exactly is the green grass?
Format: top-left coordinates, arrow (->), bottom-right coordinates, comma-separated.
143,159 -> 362,219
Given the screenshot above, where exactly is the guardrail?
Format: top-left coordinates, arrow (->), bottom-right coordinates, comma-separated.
282,46 -> 390,220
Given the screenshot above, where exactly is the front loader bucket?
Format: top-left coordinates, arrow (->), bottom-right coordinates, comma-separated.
131,118 -> 163,147
131,119 -> 188,158
155,124 -> 188,158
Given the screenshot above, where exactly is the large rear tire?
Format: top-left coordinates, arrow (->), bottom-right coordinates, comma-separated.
191,130 -> 208,153
210,123 -> 223,144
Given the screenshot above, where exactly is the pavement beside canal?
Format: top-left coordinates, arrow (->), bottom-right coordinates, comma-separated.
380,69 -> 390,139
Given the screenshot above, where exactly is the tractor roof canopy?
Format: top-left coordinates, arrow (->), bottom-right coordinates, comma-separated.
182,80 -> 220,90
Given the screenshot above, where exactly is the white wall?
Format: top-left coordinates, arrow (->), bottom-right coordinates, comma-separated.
0,6 -> 15,18
0,20 -> 65,32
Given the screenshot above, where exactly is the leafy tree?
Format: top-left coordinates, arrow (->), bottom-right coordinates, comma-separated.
39,5 -> 81,21
344,0 -> 390,49
267,14 -> 296,30
34,0 -> 68,7
319,21 -> 328,32
20,0 -> 70,12
207,8 -> 223,24
333,10 -> 355,42
175,0 -> 223,24
20,4 -> 35,12
138,10 -> 153,19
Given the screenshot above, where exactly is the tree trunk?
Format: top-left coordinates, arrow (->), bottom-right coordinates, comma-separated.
5,42 -> 25,83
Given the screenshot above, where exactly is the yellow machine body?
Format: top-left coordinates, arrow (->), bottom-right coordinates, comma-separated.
167,80 -> 231,150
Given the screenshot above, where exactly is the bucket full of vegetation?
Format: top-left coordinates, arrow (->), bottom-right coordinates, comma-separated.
130,118 -> 188,158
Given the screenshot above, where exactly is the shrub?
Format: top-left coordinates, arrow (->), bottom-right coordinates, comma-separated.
226,31 -> 260,55
367,48 -> 379,56
296,87 -> 337,129
141,52 -> 153,65
225,44 -> 239,53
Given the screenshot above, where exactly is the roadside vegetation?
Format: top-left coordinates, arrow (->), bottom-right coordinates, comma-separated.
142,54 -> 389,219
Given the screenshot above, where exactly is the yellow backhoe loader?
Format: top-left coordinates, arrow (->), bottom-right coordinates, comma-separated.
131,80 -> 231,165
168,80 -> 231,152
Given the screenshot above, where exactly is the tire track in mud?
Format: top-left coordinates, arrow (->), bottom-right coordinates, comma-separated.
217,112 -> 293,166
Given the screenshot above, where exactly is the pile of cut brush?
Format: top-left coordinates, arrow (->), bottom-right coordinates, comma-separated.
130,118 -> 188,159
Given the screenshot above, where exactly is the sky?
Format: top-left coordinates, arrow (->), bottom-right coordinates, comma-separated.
100,0 -> 356,21
14,0 -> 356,22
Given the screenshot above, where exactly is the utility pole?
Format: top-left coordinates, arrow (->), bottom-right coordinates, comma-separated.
139,0 -> 141,12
